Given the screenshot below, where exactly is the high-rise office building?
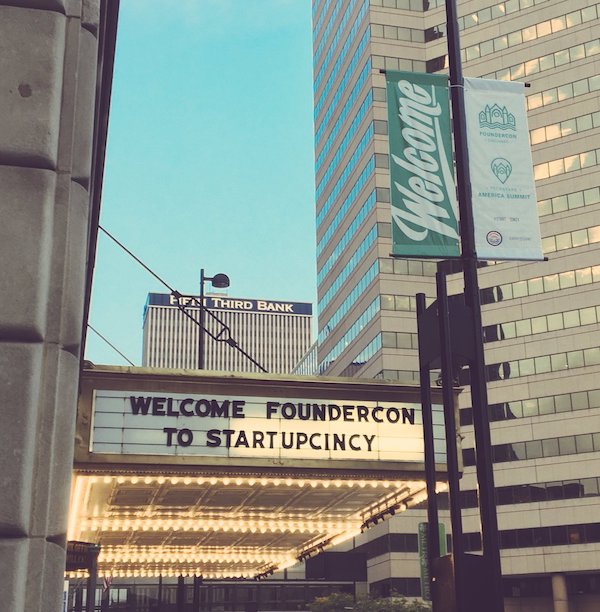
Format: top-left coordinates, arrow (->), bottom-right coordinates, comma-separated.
143,293 -> 313,374
313,0 -> 600,607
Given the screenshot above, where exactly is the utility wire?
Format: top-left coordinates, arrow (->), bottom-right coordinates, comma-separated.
98,225 -> 267,373
87,324 -> 136,366
99,225 -> 177,292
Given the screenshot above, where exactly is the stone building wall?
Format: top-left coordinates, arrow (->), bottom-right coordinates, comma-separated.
0,1 -> 116,610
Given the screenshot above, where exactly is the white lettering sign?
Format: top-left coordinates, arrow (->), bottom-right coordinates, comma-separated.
91,390 -> 428,463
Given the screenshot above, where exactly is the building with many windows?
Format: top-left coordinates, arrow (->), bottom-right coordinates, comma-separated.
143,293 -> 313,374
313,0 -> 600,608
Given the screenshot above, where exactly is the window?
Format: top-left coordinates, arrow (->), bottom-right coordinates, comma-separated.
542,438 -> 559,457
373,120 -> 387,135
559,436 -> 576,455
582,478 -> 600,496
374,153 -> 389,168
576,434 -> 594,452
373,87 -> 386,102
527,440 -> 543,459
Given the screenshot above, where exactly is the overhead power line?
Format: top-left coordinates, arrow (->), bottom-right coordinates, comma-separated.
87,324 -> 136,366
98,225 -> 267,373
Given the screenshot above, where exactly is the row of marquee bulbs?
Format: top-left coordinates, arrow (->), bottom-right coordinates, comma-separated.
95,531 -> 363,569
67,569 -> 278,579
82,518 -> 362,534
84,474 -> 412,489
83,510 -> 351,522
69,529 -> 364,579
99,547 -> 301,565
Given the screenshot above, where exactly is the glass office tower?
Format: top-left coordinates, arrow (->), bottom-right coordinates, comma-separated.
313,0 -> 600,607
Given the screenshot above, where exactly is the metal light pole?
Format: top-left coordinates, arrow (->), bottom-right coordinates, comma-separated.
444,0 -> 504,609
198,268 -> 230,369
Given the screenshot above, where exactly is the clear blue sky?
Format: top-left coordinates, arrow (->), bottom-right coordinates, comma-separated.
86,0 -> 316,366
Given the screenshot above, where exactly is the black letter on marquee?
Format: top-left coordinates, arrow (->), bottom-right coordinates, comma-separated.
130,396 -> 152,415
177,428 -> 193,447
180,399 -> 194,416
166,398 -> 178,417
152,397 -> 166,415
232,400 -> 246,418
163,427 -> 177,446
221,429 -> 235,447
266,402 -> 279,419
211,399 -> 229,418
402,407 -> 415,425
206,430 -> 221,447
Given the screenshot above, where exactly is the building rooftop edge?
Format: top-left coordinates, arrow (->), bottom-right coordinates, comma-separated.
82,363 -> 427,391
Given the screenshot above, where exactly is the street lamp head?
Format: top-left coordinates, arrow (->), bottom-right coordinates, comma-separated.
209,273 -> 230,289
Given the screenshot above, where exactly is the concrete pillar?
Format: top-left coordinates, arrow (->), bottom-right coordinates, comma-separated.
0,2 -> 105,611
552,574 -> 569,612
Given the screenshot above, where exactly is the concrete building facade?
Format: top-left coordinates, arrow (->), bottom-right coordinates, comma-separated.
313,0 -> 600,608
143,293 -> 313,374
0,2 -> 118,611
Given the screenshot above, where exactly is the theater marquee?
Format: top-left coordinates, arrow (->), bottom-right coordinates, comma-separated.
91,390 -> 424,463
72,366 -> 449,580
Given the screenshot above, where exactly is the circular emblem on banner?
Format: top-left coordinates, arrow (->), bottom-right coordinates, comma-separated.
486,231 -> 502,246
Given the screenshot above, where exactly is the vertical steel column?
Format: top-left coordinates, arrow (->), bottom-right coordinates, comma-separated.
193,576 -> 201,611
198,269 -> 206,369
177,575 -> 185,612
444,1 -> 504,609
436,268 -> 465,609
416,292 -> 440,567
157,575 -> 163,611
75,585 -> 84,612
86,554 -> 98,612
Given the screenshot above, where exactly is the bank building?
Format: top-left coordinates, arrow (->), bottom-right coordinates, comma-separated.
142,293 -> 313,375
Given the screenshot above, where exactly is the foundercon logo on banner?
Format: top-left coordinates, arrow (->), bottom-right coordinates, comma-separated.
478,104 -> 516,132
385,71 -> 460,258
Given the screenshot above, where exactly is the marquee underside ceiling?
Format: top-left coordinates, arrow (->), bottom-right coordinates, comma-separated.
69,470 -> 440,579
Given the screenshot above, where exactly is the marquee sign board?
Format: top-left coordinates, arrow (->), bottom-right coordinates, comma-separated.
77,367 -> 448,473
73,367 -> 452,580
91,390 -> 425,463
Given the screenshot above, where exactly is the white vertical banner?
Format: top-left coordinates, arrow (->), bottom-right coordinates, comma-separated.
464,78 -> 544,261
